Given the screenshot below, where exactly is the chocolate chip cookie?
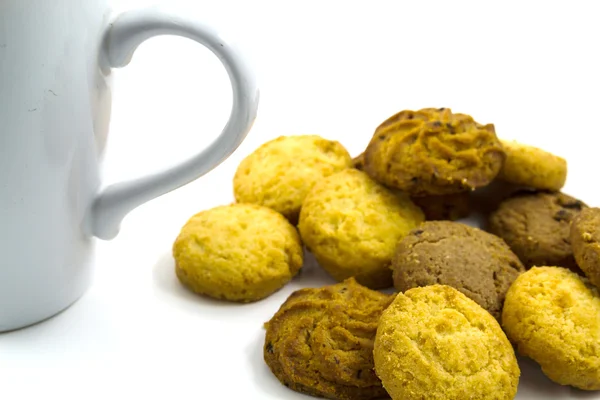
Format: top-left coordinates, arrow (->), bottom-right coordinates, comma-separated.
488,191 -> 587,269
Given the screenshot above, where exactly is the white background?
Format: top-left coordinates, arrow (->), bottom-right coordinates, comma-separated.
1,1 -> 600,399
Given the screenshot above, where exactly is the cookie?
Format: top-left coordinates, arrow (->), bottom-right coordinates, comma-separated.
363,108 -> 505,196
497,140 -> 567,191
233,135 -> 352,223
298,169 -> 425,289
264,278 -> 395,400
374,285 -> 520,400
172,203 -> 303,302
410,192 -> 471,221
571,207 -> 600,288
502,266 -> 600,390
488,191 -> 587,269
352,152 -> 365,171
392,221 -> 524,320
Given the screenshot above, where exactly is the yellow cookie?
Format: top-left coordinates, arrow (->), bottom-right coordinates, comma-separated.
497,140 -> 567,191
502,266 -> 600,390
298,169 -> 424,289
233,135 -> 352,222
374,285 -> 520,400
172,203 -> 303,302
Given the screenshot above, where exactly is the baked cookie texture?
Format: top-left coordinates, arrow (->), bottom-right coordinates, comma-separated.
571,207 -> 600,288
392,221 -> 524,320
233,135 -> 352,222
502,266 -> 600,390
352,152 -> 365,171
488,191 -> 587,270
410,192 -> 471,221
172,203 -> 303,302
298,169 -> 425,289
497,140 -> 567,191
374,285 -> 520,400
263,278 -> 395,400
363,108 -> 505,196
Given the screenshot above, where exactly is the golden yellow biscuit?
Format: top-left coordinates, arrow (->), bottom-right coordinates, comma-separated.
497,140 -> 567,191
502,266 -> 600,390
374,285 -> 520,400
264,278 -> 395,400
364,108 -> 505,196
298,169 -> 424,289
233,135 -> 352,222
172,203 -> 303,302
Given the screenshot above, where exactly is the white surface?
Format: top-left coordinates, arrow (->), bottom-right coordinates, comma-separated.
1,0 -> 599,399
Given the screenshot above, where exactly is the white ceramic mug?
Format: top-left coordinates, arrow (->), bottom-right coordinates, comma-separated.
0,0 -> 259,332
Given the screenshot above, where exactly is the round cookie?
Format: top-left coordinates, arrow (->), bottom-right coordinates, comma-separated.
363,107 -> 506,196
298,169 -> 425,289
392,221 -> 524,320
172,203 -> 303,302
410,192 -> 471,221
374,285 -> 520,400
488,190 -> 587,270
233,135 -> 352,222
502,266 -> 600,390
571,207 -> 600,288
264,278 -> 395,400
497,139 -> 567,191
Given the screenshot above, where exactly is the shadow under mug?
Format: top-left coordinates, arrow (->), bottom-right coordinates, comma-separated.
0,1 -> 259,332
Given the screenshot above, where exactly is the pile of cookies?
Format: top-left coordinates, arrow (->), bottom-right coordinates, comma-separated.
171,108 -> 600,399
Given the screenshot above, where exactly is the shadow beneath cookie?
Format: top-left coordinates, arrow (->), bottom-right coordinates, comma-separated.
469,180 -> 525,230
516,356 -> 579,399
152,252 -> 252,319
245,328 -> 312,399
294,249 -> 337,288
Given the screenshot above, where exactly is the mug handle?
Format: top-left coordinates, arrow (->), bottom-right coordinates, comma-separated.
87,6 -> 259,240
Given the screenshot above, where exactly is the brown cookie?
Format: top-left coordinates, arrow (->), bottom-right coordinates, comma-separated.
410,192 -> 471,221
571,207 -> 600,288
352,152 -> 365,171
363,108 -> 505,196
263,278 -> 395,400
392,221 -> 524,320
488,191 -> 587,270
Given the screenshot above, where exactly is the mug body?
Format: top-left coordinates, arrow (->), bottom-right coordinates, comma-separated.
0,0 -> 112,331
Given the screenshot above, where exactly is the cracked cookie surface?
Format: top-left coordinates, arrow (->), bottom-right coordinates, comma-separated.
502,266 -> 600,390
392,221 -> 524,320
571,207 -> 600,289
363,108 -> 505,196
374,285 -> 520,400
172,203 -> 303,302
298,169 -> 424,289
488,191 -> 587,270
233,135 -> 352,223
263,278 -> 395,400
